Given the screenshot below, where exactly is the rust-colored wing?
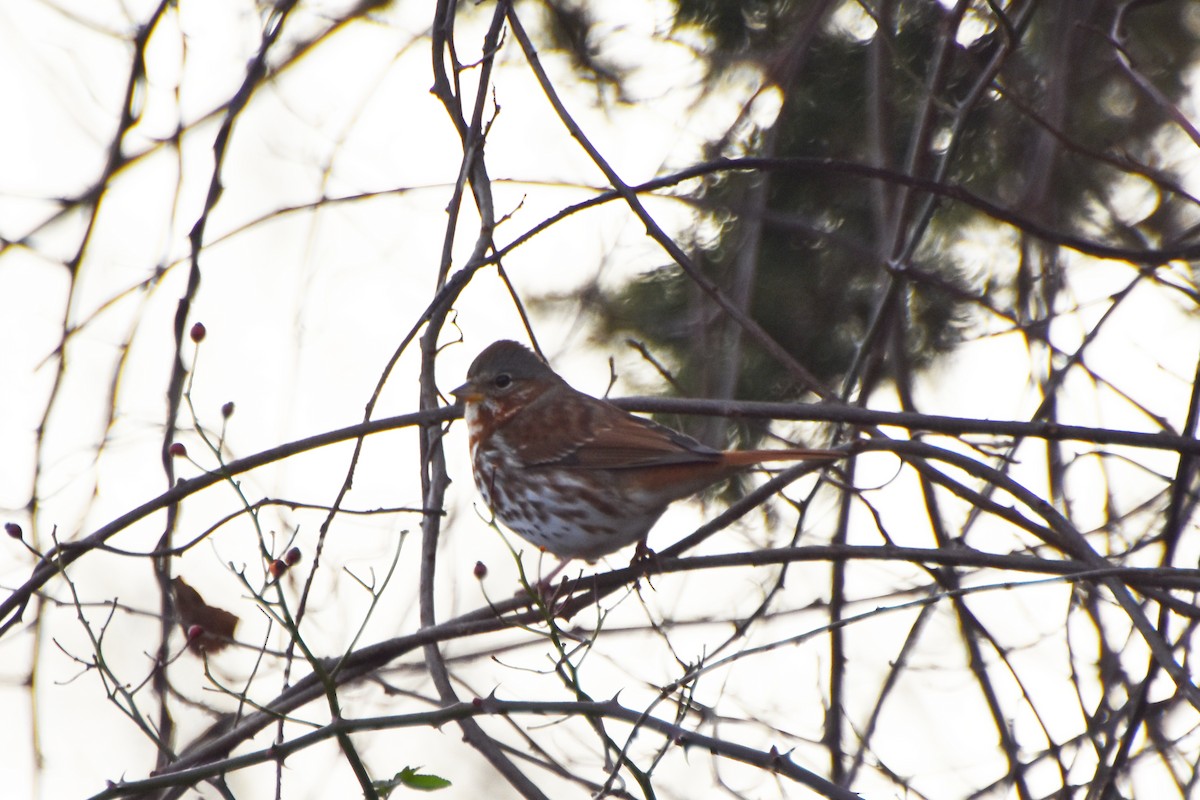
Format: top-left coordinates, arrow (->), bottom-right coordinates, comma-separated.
505,386 -> 722,469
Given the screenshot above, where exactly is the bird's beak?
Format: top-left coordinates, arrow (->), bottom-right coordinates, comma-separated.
450,380 -> 481,403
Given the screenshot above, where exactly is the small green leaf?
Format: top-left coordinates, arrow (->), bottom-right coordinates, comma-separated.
373,766 -> 452,797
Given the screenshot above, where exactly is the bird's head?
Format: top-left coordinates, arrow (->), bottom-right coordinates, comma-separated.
451,340 -> 563,416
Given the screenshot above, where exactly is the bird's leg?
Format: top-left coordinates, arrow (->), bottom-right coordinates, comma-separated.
629,538 -> 658,587
538,556 -> 573,587
631,538 -> 654,563
515,555 -> 575,601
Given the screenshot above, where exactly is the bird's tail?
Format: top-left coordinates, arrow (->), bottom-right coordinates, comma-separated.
720,448 -> 843,467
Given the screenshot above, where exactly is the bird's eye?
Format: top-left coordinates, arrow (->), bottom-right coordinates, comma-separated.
493,373 -> 512,389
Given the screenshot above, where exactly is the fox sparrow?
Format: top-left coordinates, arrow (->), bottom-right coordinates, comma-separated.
451,340 -> 840,564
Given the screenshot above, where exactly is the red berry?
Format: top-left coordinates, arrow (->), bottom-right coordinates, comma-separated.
189,322 -> 206,343
169,442 -> 187,457
473,561 -> 487,580
269,559 -> 287,578
221,401 -> 235,418
284,547 -> 301,566
186,624 -> 204,641
4,522 -> 21,539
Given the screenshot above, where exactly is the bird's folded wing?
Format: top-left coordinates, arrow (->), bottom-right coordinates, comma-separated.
512,395 -> 722,469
